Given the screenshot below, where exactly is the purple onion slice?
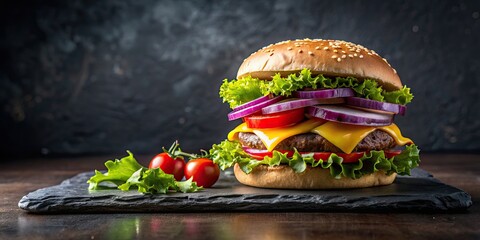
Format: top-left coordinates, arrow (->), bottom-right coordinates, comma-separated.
233,95 -> 271,111
294,88 -> 354,99
346,97 -> 406,116
262,98 -> 344,114
306,105 -> 394,126
227,96 -> 284,121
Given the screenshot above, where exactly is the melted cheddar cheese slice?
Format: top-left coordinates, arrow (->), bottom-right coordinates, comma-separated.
311,121 -> 413,154
228,119 -> 325,152
228,120 -> 413,154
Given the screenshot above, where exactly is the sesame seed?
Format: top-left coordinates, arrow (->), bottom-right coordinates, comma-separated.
341,50 -> 346,53
333,50 -> 338,53
354,53 -> 358,57
359,55 -> 364,58
331,55 -> 338,58
342,55 -> 346,58
308,51 -> 314,56
393,68 -> 397,74
323,47 -> 329,50
270,52 -> 274,56
298,50 -> 303,53
337,58 -> 341,62
287,47 -> 293,50
315,46 -> 320,50
356,49 -> 361,53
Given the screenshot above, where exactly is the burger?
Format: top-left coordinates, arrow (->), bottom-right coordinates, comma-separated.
210,39 -> 420,189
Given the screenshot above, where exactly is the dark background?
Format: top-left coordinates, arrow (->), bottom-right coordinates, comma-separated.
0,0 -> 479,159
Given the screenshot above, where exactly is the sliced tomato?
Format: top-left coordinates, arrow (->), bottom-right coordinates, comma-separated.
336,152 -> 365,163
312,152 -> 365,163
384,150 -> 402,159
243,147 -> 367,163
245,149 -> 291,159
244,108 -> 305,129
311,152 -> 332,161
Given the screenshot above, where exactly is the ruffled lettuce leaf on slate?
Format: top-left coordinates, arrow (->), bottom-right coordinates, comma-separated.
87,151 -> 142,189
88,151 -> 202,194
210,140 -> 420,179
219,69 -> 413,108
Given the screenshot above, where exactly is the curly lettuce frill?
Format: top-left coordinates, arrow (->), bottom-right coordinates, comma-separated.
209,140 -> 420,179
220,69 -> 413,109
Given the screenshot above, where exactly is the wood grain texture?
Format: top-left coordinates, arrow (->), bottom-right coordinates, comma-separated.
0,153 -> 479,239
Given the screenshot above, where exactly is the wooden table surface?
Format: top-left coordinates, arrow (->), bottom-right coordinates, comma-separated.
1,153 -> 478,239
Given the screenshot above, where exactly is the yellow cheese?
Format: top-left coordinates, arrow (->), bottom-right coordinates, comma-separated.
228,119 -> 413,154
311,122 -> 376,154
311,122 -> 413,154
228,119 -> 325,151
379,123 -> 413,146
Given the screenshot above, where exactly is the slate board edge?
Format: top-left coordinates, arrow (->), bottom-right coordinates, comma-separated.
18,170 -> 473,214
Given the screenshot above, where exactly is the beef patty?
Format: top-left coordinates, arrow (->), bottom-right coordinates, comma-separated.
238,130 -> 396,153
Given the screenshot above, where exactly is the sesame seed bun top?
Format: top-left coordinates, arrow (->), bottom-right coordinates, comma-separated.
237,39 -> 403,91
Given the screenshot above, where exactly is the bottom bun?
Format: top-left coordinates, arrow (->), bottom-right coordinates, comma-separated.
233,164 -> 396,189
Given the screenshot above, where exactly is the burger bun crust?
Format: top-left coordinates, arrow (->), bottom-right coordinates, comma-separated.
237,39 -> 402,91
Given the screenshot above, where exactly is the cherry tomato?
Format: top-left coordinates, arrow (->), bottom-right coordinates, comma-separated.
184,158 -> 220,188
244,108 -> 305,129
149,153 -> 185,181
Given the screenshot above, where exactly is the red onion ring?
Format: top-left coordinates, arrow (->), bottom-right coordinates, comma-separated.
346,97 -> 406,116
227,96 -> 284,121
307,105 -> 394,126
262,98 -> 345,114
233,95 -> 271,111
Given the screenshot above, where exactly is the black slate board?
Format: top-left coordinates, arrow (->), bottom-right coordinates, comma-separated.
18,168 -> 472,213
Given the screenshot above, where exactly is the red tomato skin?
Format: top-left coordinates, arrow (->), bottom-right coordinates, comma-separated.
244,149 -> 366,163
172,160 -> 186,181
244,108 -> 305,129
336,152 -> 365,163
149,153 -> 185,181
245,148 -> 402,163
184,159 -> 220,188
384,150 -> 402,159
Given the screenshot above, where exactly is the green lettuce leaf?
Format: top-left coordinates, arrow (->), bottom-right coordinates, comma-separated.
209,139 -> 251,170
219,68 -> 413,108
118,168 -> 202,194
383,86 -> 414,105
87,151 -> 142,189
210,140 -> 421,179
219,77 -> 264,109
175,177 -> 203,193
88,151 -> 202,194
390,144 -> 420,175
